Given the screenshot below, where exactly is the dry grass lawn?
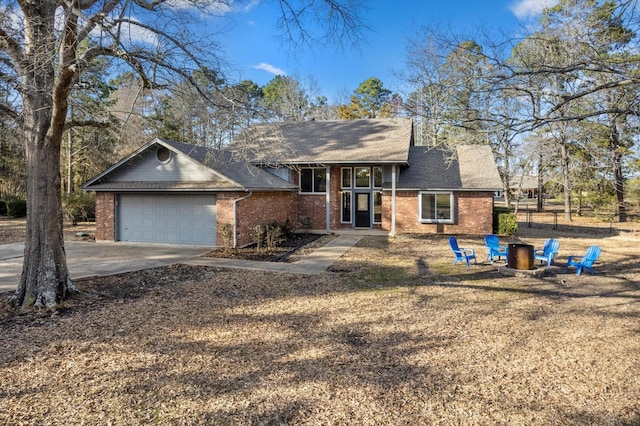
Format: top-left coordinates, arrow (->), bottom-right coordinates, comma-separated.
1,216 -> 640,424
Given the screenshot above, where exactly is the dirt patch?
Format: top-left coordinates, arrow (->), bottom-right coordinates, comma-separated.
205,233 -> 328,262
1,217 -> 640,424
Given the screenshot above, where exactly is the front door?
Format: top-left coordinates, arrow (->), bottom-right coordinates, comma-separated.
355,192 -> 371,228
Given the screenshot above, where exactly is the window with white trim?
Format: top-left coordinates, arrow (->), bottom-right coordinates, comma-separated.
341,168 -> 352,188
373,191 -> 382,223
373,166 -> 383,188
354,167 -> 370,188
341,192 -> 351,222
419,192 -> 454,223
300,168 -> 327,193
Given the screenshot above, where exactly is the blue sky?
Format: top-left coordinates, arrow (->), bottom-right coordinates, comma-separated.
218,0 -> 558,103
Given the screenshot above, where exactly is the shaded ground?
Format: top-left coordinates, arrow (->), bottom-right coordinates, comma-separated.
205,233 -> 327,262
1,216 -> 640,424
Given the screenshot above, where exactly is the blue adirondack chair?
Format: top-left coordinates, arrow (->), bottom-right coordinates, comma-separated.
484,234 -> 507,263
534,238 -> 560,269
566,246 -> 601,276
449,236 -> 477,267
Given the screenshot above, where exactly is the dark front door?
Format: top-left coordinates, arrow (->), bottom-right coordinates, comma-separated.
355,192 -> 371,228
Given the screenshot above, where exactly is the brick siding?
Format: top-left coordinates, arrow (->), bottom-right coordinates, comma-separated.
382,190 -> 493,235
232,191 -> 297,247
94,192 -> 115,241
93,187 -> 493,246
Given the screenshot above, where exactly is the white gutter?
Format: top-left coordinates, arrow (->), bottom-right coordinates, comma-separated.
233,191 -> 253,248
391,164 -> 397,237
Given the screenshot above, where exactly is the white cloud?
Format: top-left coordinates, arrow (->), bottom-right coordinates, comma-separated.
166,0 -> 259,14
509,0 -> 559,20
251,62 -> 286,76
91,17 -> 159,47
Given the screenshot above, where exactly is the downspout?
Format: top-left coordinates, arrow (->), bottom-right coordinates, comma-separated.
233,191 -> 253,248
325,166 -> 331,234
391,164 -> 397,237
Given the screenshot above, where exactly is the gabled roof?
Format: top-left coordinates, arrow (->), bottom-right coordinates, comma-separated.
235,118 -> 414,165
81,139 -> 297,192
388,145 -> 503,191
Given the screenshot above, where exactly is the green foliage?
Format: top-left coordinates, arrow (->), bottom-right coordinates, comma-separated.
62,192 -> 96,224
497,213 -> 518,236
0,200 -> 7,216
492,206 -> 510,234
338,77 -> 393,119
7,199 -> 26,218
261,75 -> 309,121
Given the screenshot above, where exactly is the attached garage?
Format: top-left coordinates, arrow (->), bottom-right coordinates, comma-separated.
117,194 -> 217,245
82,139 -> 297,247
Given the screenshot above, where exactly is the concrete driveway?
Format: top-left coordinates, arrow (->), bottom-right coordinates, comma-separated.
0,241 -> 210,293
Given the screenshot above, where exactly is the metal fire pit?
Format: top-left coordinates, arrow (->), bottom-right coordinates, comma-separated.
507,243 -> 534,270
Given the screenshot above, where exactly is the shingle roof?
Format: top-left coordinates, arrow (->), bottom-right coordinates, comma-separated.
235,118 -> 414,164
389,145 -> 503,191
82,139 -> 297,192
162,140 -> 297,191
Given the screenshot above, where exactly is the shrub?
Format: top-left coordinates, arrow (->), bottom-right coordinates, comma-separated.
219,223 -> 233,248
272,219 -> 294,240
0,200 -> 7,216
497,213 -> 518,236
264,222 -> 285,250
252,221 -> 290,251
62,192 -> 95,224
300,216 -> 313,232
492,206 -> 510,234
7,198 -> 27,218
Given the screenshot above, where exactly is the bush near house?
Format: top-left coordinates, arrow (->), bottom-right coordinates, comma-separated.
7,198 -> 26,218
498,213 -> 518,236
62,192 -> 95,224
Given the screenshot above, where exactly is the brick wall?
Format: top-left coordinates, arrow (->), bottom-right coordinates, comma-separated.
233,191 -> 297,247
93,187 -> 494,246
382,190 -> 493,235
95,192 -> 115,241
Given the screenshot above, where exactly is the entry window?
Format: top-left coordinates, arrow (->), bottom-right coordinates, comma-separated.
355,167 -> 370,188
341,192 -> 351,222
419,192 -> 454,223
300,168 -> 327,193
373,167 -> 383,188
341,168 -> 352,188
373,191 -> 382,223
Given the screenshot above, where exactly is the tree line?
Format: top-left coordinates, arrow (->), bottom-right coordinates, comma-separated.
401,0 -> 640,222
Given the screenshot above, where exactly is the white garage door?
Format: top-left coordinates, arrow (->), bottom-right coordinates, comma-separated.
118,194 -> 217,245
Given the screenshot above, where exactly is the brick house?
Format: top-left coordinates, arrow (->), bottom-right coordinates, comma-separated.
82,118 -> 502,247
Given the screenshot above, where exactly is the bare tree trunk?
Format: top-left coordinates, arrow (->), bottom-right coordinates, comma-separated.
13,98 -> 74,308
536,150 -> 543,212
561,140 -> 572,221
12,0 -> 74,308
610,121 -> 626,222
502,145 -> 511,209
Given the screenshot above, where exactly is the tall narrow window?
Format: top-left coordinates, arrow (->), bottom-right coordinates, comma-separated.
373,191 -> 382,223
373,166 -> 383,188
341,192 -> 351,222
341,168 -> 352,188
